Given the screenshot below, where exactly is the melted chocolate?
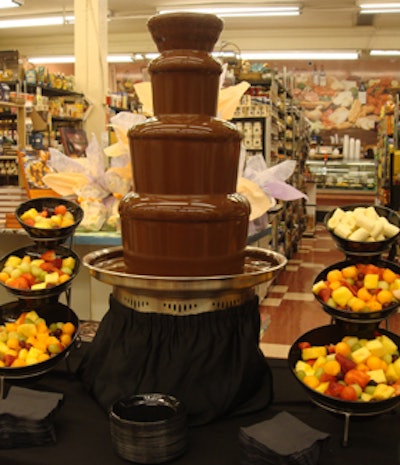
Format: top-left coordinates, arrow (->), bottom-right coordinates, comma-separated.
120,12 -> 250,276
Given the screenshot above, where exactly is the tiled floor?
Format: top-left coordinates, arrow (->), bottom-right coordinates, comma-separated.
259,223 -> 400,356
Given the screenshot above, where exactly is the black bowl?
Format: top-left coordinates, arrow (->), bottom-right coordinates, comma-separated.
324,203 -> 400,256
0,244 -> 80,301
15,197 -> 84,245
0,300 -> 80,379
313,258 -> 400,323
109,393 -> 187,464
288,324 -> 400,415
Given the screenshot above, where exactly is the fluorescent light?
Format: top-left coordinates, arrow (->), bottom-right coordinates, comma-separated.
29,56 -> 76,64
0,0 -> 23,8
107,55 -> 133,63
0,15 -> 74,28
359,2 -> 400,13
240,51 -> 360,60
159,6 -> 301,17
370,49 -> 400,56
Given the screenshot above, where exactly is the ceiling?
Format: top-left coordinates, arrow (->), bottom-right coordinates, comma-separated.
0,0 -> 399,62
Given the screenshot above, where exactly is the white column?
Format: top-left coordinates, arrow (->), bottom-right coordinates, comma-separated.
74,0 -> 108,144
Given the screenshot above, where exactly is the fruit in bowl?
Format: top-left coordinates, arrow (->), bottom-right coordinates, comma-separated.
326,205 -> 399,243
19,203 -> 76,229
0,249 -> 77,291
313,262 -> 400,313
0,309 -> 77,368
294,333 -> 400,402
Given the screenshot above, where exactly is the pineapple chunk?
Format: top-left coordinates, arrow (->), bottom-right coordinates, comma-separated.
332,286 -> 353,307
315,381 -> 329,393
302,346 -> 327,361
350,346 -> 371,365
361,392 -> 373,402
372,383 -> 395,400
378,335 -> 398,355
295,360 -> 315,376
365,339 -> 386,358
367,369 -> 387,384
385,363 -> 400,383
44,271 -> 60,285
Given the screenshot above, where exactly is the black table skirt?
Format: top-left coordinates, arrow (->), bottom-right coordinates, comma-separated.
1,342 -> 399,465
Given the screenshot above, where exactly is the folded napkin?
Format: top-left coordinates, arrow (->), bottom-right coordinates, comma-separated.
239,411 -> 330,465
0,386 -> 64,449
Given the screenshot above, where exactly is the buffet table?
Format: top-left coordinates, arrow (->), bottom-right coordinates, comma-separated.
1,343 -> 399,465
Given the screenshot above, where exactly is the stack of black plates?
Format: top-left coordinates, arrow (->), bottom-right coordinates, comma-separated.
239,411 -> 330,465
109,393 -> 187,463
0,386 -> 63,448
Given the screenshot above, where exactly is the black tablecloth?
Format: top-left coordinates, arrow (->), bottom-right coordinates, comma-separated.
1,343 -> 399,465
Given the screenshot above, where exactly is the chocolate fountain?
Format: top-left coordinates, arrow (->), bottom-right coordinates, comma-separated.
80,12 -> 286,426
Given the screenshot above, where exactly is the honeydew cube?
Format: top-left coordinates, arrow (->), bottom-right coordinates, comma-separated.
344,336 -> 359,348
385,363 -> 400,383
361,392 -> 373,402
302,346 -> 327,361
372,383 -> 395,400
295,360 -> 315,376
367,368 -> 387,384
364,273 -> 379,289
378,335 -> 398,355
350,346 -> 371,365
365,339 -> 387,358
30,259 -> 45,268
331,286 -> 353,307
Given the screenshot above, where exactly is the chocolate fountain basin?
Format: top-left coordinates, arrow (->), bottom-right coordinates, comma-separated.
83,246 -> 286,299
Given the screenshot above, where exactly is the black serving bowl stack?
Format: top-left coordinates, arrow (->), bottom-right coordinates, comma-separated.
289,204 -> 400,442
0,198 -> 82,384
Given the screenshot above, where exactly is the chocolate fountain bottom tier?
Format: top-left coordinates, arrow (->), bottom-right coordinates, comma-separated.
119,192 -> 250,276
129,115 -> 241,195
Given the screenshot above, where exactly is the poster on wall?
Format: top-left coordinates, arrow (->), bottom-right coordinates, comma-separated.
292,70 -> 399,141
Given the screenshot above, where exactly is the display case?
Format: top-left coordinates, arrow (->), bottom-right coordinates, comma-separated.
306,159 -> 377,192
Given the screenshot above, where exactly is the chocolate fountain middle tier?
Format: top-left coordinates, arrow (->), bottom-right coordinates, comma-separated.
129,115 -> 241,195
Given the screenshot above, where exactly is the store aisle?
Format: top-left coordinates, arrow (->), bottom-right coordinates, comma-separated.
259,223 -> 400,353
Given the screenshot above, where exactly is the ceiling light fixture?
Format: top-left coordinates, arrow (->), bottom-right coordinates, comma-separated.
0,14 -> 74,28
359,2 -> 400,13
0,0 -> 23,8
370,49 -> 400,56
239,51 -> 360,60
158,5 -> 301,17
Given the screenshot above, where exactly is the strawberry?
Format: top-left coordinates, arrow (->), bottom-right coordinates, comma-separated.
51,257 -> 63,269
318,287 -> 331,302
40,250 -> 57,262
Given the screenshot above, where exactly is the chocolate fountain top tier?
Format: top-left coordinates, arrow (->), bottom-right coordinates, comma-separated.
147,13 -> 224,116
147,12 -> 224,52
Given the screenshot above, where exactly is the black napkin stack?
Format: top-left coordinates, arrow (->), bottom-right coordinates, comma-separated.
239,411 -> 330,465
0,386 -> 64,448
